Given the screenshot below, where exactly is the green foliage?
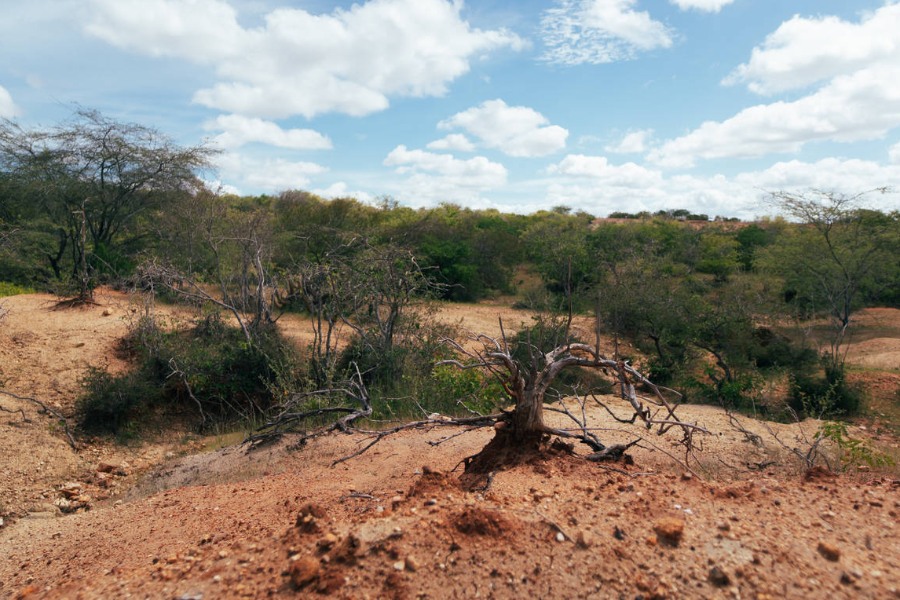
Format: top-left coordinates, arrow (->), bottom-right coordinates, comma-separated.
78,313 -> 294,437
77,366 -> 162,437
686,368 -> 760,410
696,232 -> 740,282
789,366 -> 861,418
0,281 -> 34,297
815,421 -> 894,470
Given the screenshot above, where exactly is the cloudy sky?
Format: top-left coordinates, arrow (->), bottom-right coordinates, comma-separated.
2,0 -> 900,218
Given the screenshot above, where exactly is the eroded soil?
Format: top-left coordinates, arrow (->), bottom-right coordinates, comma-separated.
0,292 -> 898,599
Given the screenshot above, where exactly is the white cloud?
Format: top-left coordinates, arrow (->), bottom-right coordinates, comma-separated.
427,133 -> 476,152
724,4 -> 900,95
312,182 -> 373,204
438,99 -> 568,157
0,85 -> 20,118
890,142 -> 900,165
734,158 -> 900,205
205,114 -> 331,150
669,0 -> 735,13
384,145 -> 507,205
543,156 -> 900,219
548,154 -> 663,188
540,0 -> 673,65
605,129 -> 652,153
215,152 -> 326,192
649,63 -> 900,168
87,0 -> 524,119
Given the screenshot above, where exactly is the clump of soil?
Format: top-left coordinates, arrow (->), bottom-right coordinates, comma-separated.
452,507 -> 510,537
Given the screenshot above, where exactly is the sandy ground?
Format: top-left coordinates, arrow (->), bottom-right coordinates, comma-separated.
0,291 -> 898,599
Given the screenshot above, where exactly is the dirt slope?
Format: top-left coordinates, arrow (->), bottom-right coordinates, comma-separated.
0,292 -> 898,599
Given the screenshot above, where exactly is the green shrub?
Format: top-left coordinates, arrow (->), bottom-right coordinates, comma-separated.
77,366 -> 161,436
816,421 -> 895,470
789,366 -> 861,418
0,281 -> 34,297
78,313 -> 295,437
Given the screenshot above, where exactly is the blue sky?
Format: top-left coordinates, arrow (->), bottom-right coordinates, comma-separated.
2,0 -> 900,219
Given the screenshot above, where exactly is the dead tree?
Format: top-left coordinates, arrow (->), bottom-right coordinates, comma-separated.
440,320 -> 705,456
247,311 -> 706,473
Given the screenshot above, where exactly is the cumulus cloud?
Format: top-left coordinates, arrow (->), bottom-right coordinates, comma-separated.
724,4 -> 900,95
544,156 -> 900,219
540,0 -> 673,65
669,0 -> 735,13
890,141 -> 900,165
87,0 -> 524,119
646,5 -> 900,168
427,133 -> 476,152
438,99 -> 568,157
312,182 -> 374,203
384,145 -> 507,205
548,154 -> 663,188
649,63 -> 900,167
205,114 -> 331,150
215,152 -> 326,192
605,129 -> 652,153
0,85 -> 20,118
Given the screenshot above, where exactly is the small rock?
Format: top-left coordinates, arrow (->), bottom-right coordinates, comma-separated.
405,556 -> 420,572
681,472 -> 693,481
393,560 -> 406,571
576,530 -> 593,548
840,572 -> 856,585
709,566 -> 731,587
102,309 -> 112,316
716,521 -> 731,532
289,556 -> 321,589
425,498 -> 438,506
817,541 -> 841,562
653,517 -> 685,547
59,482 -> 82,499
391,495 -> 403,509
97,462 -> 117,473
555,531 -> 565,542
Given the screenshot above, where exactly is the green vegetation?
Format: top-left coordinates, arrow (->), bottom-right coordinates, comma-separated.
78,313 -> 291,436
0,281 -> 34,297
3,110 -> 898,439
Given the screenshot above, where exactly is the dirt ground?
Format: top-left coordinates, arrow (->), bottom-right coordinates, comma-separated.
0,291 -> 898,599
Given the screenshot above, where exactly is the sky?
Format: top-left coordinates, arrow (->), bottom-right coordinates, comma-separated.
2,0 -> 900,219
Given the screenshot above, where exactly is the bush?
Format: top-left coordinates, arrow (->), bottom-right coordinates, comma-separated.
77,366 -> 161,436
0,281 -> 34,297
78,313 -> 296,437
789,366 -> 861,418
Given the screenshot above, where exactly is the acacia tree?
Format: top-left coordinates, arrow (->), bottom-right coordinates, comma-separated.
763,189 -> 899,373
0,109 -> 214,301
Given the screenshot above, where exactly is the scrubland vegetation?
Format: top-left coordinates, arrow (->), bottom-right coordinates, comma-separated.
2,110 -> 898,447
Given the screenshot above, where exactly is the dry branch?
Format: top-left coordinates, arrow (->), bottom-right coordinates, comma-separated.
0,389 -> 77,450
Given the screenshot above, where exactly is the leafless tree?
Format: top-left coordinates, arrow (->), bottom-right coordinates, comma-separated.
249,308 -> 706,473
